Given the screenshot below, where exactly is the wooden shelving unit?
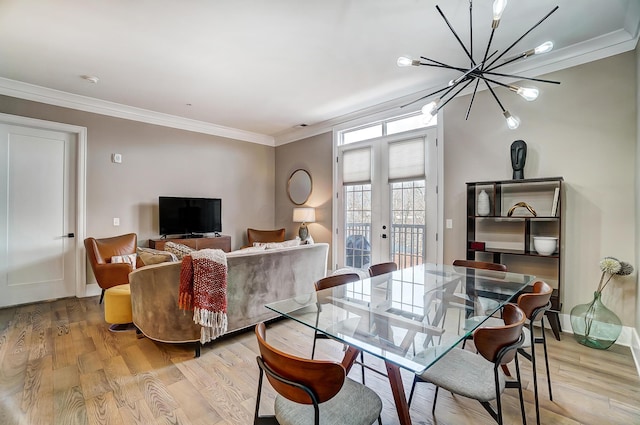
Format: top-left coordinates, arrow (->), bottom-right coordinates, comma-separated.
466,177 -> 563,339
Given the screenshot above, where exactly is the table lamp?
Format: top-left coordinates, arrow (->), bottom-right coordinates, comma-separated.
293,207 -> 315,240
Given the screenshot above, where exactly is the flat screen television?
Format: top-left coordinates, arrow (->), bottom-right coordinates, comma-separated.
159,196 -> 221,237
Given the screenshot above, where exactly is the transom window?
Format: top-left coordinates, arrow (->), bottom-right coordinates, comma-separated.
340,112 -> 436,145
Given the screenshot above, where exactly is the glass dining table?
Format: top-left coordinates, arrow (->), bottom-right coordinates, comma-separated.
265,263 -> 535,425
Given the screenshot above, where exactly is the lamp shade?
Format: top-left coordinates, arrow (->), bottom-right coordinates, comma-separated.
293,207 -> 315,223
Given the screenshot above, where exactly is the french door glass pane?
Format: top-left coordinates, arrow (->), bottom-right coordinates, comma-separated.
344,184 -> 372,269
391,180 -> 426,269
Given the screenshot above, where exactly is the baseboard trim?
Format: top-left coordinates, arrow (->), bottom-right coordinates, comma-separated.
82,283 -> 102,299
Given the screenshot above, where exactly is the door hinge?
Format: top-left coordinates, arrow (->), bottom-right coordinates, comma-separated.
436,233 -> 438,241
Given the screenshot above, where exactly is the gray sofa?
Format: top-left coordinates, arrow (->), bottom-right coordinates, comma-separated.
128,243 -> 329,348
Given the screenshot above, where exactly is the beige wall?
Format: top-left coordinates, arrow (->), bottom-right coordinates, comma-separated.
275,132 -> 334,264
0,95 -> 276,283
443,52 -> 637,325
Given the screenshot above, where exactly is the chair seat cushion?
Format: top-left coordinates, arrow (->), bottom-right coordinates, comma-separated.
418,347 -> 505,402
274,377 -> 382,425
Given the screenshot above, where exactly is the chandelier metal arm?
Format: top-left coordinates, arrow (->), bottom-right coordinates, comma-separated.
400,85 -> 451,109
436,79 -> 475,113
419,56 -> 468,73
480,27 -> 497,71
465,79 -> 481,120
485,6 -> 559,70
477,75 -> 516,91
436,5 -> 476,66
481,70 -> 561,85
484,80 -> 507,113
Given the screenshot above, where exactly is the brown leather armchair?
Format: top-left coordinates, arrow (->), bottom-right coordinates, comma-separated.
84,233 -> 142,303
245,228 -> 286,248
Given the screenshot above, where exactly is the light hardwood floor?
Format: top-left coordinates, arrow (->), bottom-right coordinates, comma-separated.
0,296 -> 639,425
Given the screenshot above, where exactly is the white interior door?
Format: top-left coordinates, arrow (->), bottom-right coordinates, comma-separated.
0,124 -> 77,307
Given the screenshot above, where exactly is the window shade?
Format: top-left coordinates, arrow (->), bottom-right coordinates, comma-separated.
388,138 -> 425,182
342,147 -> 371,184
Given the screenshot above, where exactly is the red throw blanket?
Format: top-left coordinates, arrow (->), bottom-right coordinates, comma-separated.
178,249 -> 228,343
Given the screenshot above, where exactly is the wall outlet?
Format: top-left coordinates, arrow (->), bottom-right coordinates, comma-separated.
446,219 -> 453,229
113,217 -> 120,226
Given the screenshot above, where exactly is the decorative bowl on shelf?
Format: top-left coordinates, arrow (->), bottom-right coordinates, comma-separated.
533,236 -> 557,256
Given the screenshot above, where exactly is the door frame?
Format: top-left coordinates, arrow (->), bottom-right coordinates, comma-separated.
0,112 -> 88,298
331,110 -> 445,271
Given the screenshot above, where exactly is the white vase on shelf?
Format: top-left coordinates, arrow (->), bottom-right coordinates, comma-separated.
477,190 -> 490,216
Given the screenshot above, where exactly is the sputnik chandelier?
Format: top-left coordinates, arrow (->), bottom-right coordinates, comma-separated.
398,0 -> 560,129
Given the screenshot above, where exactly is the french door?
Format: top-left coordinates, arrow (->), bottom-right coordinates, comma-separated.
334,127 -> 438,271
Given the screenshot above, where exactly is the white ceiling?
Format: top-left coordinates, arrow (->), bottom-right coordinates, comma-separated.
0,0 -> 638,145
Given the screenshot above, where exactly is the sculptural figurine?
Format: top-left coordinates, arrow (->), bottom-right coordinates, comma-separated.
510,140 -> 527,179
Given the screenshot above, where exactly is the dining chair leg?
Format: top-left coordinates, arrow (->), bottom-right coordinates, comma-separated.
407,375 -> 419,407
514,355 -> 527,425
540,317 -> 553,401
529,323 -> 541,425
360,351 -> 366,385
432,386 -> 439,414
311,331 -> 318,359
493,368 -> 504,425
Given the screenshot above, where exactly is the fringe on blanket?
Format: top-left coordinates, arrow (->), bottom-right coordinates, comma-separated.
193,308 -> 228,343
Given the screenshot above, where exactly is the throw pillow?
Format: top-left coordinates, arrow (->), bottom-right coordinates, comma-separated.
164,241 -> 195,260
111,253 -> 138,270
137,247 -> 178,265
254,238 -> 301,249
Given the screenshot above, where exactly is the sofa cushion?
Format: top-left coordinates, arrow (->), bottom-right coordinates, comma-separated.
137,247 -> 178,265
164,241 -> 195,260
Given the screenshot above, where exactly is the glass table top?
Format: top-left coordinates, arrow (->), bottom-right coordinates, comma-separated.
266,263 -> 534,374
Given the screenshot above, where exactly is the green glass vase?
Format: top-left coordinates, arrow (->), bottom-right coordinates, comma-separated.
570,291 -> 622,350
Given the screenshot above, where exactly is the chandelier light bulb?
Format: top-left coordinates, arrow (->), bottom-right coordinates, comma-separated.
421,99 -> 440,116
492,0 -> 508,27
397,56 -> 419,67
534,41 -> 554,55
504,111 -> 520,130
516,86 -> 539,101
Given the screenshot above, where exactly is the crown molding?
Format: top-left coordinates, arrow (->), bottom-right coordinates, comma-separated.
0,77 -> 275,146
274,26 -> 639,146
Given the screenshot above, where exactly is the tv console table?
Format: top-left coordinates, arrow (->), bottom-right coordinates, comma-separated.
149,235 -> 231,252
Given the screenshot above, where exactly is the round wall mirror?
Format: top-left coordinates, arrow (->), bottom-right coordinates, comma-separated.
287,169 -> 312,205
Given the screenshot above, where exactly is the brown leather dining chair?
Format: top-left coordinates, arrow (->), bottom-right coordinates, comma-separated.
253,322 -> 382,425
84,233 -> 141,303
310,273 -> 362,359
452,259 -> 507,272
368,261 -> 398,277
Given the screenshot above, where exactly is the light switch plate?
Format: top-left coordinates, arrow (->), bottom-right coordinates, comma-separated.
111,153 -> 122,163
